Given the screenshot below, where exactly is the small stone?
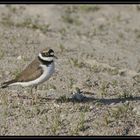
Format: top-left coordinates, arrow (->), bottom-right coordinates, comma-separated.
110,102 -> 115,105
54,103 -> 60,108
5,71 -> 10,75
89,105 -> 93,110
24,90 -> 28,94
17,56 -> 22,60
119,69 -> 127,76
60,114 -> 65,120
133,74 -> 140,83
133,106 -> 140,116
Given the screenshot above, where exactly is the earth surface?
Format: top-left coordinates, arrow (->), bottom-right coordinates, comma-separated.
0,4 -> 140,135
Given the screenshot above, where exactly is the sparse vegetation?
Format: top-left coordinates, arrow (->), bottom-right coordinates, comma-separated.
100,81 -> 109,98
79,5 -> 100,12
91,64 -> 102,73
69,58 -> 86,68
69,111 -> 86,135
59,44 -> 66,53
56,95 -> 69,103
50,109 -> 61,135
59,28 -> 67,37
1,9 -> 50,34
0,50 -> 4,59
118,90 -> 133,99
49,84 -> 57,90
77,111 -> 86,131
78,105 -> 90,112
111,80 -> 118,88
61,9 -> 81,25
0,4 -> 139,136
13,69 -> 21,78
69,78 -> 75,89
103,67 -> 119,75
108,102 -> 133,120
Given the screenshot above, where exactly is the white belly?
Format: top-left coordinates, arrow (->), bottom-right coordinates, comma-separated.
10,63 -> 55,87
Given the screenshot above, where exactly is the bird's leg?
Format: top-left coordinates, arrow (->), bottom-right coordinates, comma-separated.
31,86 -> 38,105
35,85 -> 37,91
17,87 -> 23,99
17,89 -> 20,98
30,87 -> 33,95
30,86 -> 35,105
34,85 -> 38,104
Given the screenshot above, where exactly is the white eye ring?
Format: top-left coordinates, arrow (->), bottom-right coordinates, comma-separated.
50,52 -> 54,55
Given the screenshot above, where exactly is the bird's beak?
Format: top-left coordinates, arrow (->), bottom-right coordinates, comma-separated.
54,55 -> 58,59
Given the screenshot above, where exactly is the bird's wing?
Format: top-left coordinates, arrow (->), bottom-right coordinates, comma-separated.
15,58 -> 43,82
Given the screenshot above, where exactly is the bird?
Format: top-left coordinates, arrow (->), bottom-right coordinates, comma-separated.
1,48 -> 57,90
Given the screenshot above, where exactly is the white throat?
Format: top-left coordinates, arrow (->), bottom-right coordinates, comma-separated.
39,53 -> 53,61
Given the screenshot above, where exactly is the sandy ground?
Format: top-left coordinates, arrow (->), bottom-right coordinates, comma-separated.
0,4 -> 140,136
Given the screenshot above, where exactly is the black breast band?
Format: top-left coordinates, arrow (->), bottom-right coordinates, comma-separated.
38,56 -> 53,66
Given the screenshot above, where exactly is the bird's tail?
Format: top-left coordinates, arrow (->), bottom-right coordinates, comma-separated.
1,80 -> 16,88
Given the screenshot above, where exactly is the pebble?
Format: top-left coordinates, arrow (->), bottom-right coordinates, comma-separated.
5,71 -> 10,75
133,106 -> 140,116
89,105 -> 93,110
54,103 -> 60,108
17,56 -> 22,60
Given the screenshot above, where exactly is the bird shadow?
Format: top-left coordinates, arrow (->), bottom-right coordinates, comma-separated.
79,96 -> 140,105
55,92 -> 140,105
7,91 -> 140,106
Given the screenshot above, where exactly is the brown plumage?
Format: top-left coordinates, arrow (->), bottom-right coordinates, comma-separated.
1,57 -> 43,88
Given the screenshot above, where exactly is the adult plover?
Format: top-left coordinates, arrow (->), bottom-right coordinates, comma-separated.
1,48 -> 57,89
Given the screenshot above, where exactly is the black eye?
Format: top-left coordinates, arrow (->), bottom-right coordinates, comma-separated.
48,49 -> 54,56
48,49 -> 54,53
